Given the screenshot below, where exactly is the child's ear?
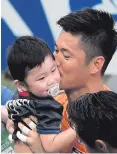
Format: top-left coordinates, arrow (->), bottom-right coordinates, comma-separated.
14,80 -> 27,91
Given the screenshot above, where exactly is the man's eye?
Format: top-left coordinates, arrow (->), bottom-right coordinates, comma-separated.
54,49 -> 59,54
64,55 -> 70,60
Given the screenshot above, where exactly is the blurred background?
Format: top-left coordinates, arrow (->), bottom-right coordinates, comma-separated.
1,0 -> 117,92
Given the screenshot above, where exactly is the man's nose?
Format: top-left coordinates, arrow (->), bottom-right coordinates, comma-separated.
56,59 -> 60,67
54,53 -> 60,67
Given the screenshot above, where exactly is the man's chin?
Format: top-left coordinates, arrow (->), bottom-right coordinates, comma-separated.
59,84 -> 64,90
59,83 -> 68,90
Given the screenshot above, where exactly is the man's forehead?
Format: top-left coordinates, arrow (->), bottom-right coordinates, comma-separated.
56,32 -> 81,46
55,36 -> 82,54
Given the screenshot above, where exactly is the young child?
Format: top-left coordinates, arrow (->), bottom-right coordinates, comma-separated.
6,36 -> 76,152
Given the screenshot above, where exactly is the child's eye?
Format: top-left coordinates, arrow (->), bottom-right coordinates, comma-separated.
52,68 -> 56,72
38,77 -> 45,80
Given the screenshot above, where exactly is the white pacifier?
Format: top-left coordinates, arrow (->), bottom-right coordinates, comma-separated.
48,83 -> 60,97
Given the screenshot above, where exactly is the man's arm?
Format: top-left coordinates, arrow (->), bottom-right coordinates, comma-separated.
1,105 -> 8,123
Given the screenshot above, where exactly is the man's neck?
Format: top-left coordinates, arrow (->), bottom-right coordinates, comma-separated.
65,77 -> 104,103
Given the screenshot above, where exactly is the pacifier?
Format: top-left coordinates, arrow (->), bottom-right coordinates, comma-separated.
48,83 -> 60,97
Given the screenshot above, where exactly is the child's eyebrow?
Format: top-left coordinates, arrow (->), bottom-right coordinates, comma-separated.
37,72 -> 46,77
34,72 -> 46,79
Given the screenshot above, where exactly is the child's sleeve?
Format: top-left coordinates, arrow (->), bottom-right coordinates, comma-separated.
35,97 -> 63,134
6,96 -> 63,134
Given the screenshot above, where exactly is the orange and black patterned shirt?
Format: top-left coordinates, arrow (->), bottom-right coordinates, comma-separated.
54,86 -> 110,153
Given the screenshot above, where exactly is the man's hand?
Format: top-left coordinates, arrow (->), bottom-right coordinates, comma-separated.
6,118 -> 14,134
17,117 -> 45,153
7,116 -> 44,153
1,105 -> 8,123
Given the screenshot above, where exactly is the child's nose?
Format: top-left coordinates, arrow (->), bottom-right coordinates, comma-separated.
48,78 -> 57,87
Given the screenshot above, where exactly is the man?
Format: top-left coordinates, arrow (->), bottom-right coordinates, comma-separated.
68,91 -> 117,153
53,7 -> 116,153
6,8 -> 117,153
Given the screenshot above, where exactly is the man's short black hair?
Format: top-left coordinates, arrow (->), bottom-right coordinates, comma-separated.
7,36 -> 54,81
68,91 -> 117,148
57,8 -> 117,74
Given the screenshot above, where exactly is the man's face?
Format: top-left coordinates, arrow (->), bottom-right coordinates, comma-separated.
54,31 -> 90,90
25,56 -> 60,97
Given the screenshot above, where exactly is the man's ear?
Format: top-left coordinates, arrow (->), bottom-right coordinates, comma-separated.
95,139 -> 108,153
89,56 -> 105,74
14,80 -> 27,91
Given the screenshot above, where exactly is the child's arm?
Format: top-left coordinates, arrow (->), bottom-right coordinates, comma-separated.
40,127 -> 76,153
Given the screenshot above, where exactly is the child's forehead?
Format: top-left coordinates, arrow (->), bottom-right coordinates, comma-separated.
28,57 -> 56,75
40,56 -> 56,69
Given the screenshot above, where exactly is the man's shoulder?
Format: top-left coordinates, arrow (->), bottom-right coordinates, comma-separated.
54,90 -> 68,106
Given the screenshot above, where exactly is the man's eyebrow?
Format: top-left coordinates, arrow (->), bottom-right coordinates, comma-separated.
55,43 -> 57,47
55,43 -> 68,52
61,48 -> 68,52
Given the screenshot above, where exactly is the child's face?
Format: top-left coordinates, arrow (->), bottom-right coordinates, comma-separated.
25,56 -> 60,97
